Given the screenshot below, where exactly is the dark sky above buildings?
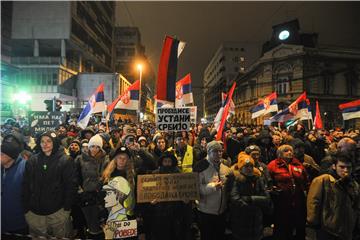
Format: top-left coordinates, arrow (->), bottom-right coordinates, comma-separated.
116,1 -> 360,111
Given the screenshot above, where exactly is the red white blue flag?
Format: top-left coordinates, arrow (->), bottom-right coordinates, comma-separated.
251,92 -> 278,119
78,83 -> 106,129
175,74 -> 193,107
108,80 -> 140,113
339,99 -> 360,120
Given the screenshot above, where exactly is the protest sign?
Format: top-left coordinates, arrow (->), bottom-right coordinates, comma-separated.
103,220 -> 137,239
137,173 -> 200,203
156,107 -> 191,131
30,111 -> 66,134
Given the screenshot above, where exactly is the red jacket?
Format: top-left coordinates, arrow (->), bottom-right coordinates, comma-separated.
267,158 -> 309,209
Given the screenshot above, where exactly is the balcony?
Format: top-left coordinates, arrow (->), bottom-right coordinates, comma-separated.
12,57 -> 62,65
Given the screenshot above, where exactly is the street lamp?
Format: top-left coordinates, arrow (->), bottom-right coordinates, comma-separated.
136,63 -> 143,122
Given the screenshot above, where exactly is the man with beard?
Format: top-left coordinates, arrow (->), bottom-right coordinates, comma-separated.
149,152 -> 186,240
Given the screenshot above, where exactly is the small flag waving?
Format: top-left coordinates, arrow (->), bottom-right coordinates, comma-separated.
251,92 -> 278,119
222,92 -> 235,119
339,99 -> 360,120
108,80 -> 140,114
175,74 -> 194,107
156,35 -> 185,103
313,100 -> 323,129
78,83 -> 106,129
270,92 -> 310,123
215,82 -> 236,141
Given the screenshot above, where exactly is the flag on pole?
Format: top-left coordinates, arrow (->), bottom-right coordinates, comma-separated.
107,80 -> 140,117
175,74 -> 194,107
339,99 -> 360,120
270,92 -> 310,122
78,83 -> 106,129
156,35 -> 185,103
215,82 -> 236,140
314,100 -> 323,129
154,95 -> 175,109
250,92 -> 278,119
221,92 -> 235,119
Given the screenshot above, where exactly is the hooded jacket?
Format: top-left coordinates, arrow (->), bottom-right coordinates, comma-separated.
22,131 -> 77,215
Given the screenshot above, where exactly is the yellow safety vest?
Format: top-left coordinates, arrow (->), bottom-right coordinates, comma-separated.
170,145 -> 193,173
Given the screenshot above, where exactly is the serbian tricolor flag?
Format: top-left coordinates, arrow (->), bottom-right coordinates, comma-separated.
78,83 -> 106,129
214,82 -> 236,140
250,92 -> 278,119
175,74 -> 193,107
154,95 -> 175,109
314,100 -> 323,129
339,99 -> 360,120
156,35 -> 185,104
108,80 -> 140,114
270,92 -> 310,122
221,92 -> 235,119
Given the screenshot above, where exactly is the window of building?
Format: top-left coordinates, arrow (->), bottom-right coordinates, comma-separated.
233,57 -> 239,63
240,57 -> 245,62
240,67 -> 245,72
276,77 -> 290,95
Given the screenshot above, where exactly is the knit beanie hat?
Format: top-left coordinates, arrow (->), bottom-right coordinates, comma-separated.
206,140 -> 222,153
88,134 -> 103,149
244,145 -> 261,155
1,131 -> 24,159
237,152 -> 255,169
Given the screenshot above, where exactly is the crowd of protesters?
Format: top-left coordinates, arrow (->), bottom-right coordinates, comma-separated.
1,116 -> 360,240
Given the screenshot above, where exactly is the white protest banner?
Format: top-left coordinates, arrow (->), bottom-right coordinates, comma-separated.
103,220 -> 137,239
156,108 -> 191,131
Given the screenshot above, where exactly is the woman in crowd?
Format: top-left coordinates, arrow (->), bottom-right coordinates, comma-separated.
227,152 -> 272,240
75,134 -> 108,239
267,144 -> 309,240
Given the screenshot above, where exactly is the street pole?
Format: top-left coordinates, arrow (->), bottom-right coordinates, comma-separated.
52,96 -> 56,112
138,65 -> 143,123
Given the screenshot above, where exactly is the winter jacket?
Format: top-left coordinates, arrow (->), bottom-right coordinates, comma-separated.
1,156 -> 27,232
193,143 -> 207,164
226,166 -> 272,240
22,149 -> 77,215
75,151 -> 108,192
194,158 -> 232,215
307,173 -> 360,240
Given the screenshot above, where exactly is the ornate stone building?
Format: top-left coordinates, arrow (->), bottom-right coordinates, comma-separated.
234,19 -> 360,128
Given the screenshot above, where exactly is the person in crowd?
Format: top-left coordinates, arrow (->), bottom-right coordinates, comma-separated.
81,139 -> 89,154
307,153 -> 360,240
150,152 -> 185,240
22,131 -> 77,238
290,138 -> 320,181
109,127 -> 122,149
226,152 -> 272,240
80,127 -> 95,141
99,132 -> 113,154
194,140 -> 232,240
75,134 -> 108,239
173,132 -> 194,173
67,125 -> 78,138
269,134 -> 282,162
267,144 -> 309,240
68,139 -> 82,160
244,145 -> 272,189
304,130 -> 327,165
256,129 -> 273,164
138,136 -> 148,148
57,124 -> 69,147
1,131 -> 28,239
193,128 -> 212,164
150,135 -> 170,168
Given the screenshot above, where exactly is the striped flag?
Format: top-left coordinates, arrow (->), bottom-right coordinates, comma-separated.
339,99 -> 360,120
156,35 -> 185,104
175,73 -> 194,107
78,83 -> 106,129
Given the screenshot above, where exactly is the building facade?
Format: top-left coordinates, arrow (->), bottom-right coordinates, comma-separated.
8,1 -> 115,111
235,20 -> 360,129
203,42 -> 260,120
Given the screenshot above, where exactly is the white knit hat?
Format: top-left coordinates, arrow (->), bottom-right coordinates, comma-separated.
88,134 -> 103,149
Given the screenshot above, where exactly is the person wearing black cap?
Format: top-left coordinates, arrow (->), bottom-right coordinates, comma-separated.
22,131 -> 77,238
1,131 -> 28,238
149,152 -> 186,240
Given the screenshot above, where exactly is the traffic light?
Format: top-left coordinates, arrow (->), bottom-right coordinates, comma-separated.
44,100 -> 54,112
55,99 -> 62,111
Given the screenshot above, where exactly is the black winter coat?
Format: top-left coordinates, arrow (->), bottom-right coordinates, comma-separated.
226,169 -> 272,240
22,149 -> 77,215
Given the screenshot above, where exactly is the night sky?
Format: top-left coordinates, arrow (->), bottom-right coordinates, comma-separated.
116,1 -> 360,116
